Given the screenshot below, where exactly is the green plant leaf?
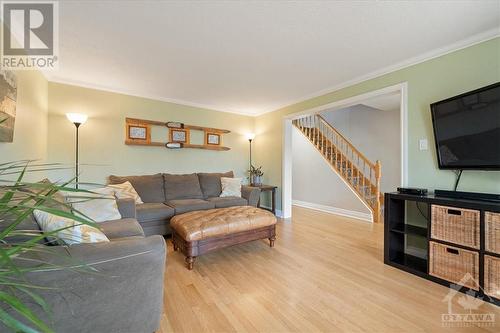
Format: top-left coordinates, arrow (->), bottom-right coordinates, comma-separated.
16,287 -> 52,316
0,291 -> 52,333
0,308 -> 41,333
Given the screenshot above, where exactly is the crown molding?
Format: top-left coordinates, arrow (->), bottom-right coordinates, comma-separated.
43,75 -> 255,117
253,28 -> 500,117
43,28 -> 499,118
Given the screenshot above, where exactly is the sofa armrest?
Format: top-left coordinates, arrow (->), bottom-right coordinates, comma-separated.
7,236 -> 166,333
116,198 -> 136,219
242,185 -> 261,207
99,218 -> 145,239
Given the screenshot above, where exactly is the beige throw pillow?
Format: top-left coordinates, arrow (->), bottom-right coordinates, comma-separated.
220,177 -> 242,197
64,187 -> 122,223
108,181 -> 144,204
33,210 -> 109,245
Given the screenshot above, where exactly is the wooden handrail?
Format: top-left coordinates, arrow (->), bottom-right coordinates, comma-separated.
293,114 -> 383,223
316,114 -> 375,169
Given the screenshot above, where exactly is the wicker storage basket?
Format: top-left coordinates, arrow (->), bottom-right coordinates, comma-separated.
429,241 -> 479,290
431,205 -> 480,249
485,212 -> 500,255
484,255 -> 500,299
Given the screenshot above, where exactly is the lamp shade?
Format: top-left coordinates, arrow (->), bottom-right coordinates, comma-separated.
245,133 -> 256,141
66,113 -> 88,125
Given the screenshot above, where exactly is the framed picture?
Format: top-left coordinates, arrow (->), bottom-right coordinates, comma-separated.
129,125 -> 147,140
126,123 -> 150,144
0,70 -> 17,143
206,133 -> 220,145
170,129 -> 189,143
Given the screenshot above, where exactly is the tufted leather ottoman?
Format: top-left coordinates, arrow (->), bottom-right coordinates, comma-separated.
170,206 -> 277,269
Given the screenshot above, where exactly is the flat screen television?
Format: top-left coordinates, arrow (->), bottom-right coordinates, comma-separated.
430,82 -> 500,170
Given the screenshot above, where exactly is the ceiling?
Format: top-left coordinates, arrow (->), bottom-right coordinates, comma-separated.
46,1 -> 500,116
362,92 -> 401,112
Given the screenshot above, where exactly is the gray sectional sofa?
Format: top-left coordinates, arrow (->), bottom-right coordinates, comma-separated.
0,196 -> 166,333
0,171 -> 257,331
108,171 -> 261,236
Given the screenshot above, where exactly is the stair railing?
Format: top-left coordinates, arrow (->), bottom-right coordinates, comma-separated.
293,114 -> 382,223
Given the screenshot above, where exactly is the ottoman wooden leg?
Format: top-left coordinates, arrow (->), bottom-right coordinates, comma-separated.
269,236 -> 276,247
172,232 -> 178,251
186,256 -> 196,270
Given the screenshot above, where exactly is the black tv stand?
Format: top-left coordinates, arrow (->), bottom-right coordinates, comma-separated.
385,192 -> 500,306
435,189 -> 500,203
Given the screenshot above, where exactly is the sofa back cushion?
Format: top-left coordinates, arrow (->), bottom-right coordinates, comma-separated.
197,171 -> 234,198
0,188 -> 43,243
108,174 -> 165,203
163,173 -> 204,200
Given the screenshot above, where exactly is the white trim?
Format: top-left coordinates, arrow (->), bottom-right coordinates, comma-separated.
257,28 -> 499,116
42,29 -> 498,117
400,83 -> 409,187
281,118 -> 293,218
45,76 -> 253,117
284,82 -> 407,120
292,200 -> 372,223
259,206 -> 284,218
282,83 -> 408,220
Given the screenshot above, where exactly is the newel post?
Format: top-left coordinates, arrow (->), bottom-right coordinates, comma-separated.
374,160 -> 382,223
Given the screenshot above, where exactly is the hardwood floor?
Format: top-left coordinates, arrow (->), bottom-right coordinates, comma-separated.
159,206 -> 499,332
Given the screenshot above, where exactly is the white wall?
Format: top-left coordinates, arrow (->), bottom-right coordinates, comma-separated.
321,104 -> 400,193
292,127 -> 370,215
46,82 -> 255,185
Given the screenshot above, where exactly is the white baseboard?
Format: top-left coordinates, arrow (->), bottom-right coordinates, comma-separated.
259,205 -> 284,218
292,200 -> 373,222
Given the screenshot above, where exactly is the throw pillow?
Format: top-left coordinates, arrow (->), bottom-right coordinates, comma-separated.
64,187 -> 122,223
220,177 -> 242,197
20,178 -> 71,212
33,210 -> 109,245
108,181 -> 144,204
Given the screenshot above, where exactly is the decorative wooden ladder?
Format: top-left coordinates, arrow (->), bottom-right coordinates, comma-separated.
292,114 -> 383,223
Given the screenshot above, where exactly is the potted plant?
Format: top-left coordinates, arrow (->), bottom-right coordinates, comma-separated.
249,165 -> 264,186
0,160 -> 98,332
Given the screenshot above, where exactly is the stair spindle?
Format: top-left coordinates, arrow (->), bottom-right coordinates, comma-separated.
293,114 -> 383,223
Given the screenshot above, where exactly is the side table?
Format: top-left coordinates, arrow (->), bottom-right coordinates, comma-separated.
253,184 -> 277,215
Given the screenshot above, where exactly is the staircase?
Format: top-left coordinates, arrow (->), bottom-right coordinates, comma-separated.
292,114 -> 383,223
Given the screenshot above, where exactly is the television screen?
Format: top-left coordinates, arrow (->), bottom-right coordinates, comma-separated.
430,82 -> 500,170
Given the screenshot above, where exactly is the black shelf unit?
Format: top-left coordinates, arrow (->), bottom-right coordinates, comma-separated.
384,192 -> 500,306
390,224 -> 428,237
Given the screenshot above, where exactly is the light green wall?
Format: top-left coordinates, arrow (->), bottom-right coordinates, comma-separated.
0,70 -> 48,181
47,82 -> 255,184
255,38 -> 500,211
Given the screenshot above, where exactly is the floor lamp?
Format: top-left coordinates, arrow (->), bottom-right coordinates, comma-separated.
245,133 -> 255,183
66,113 -> 88,189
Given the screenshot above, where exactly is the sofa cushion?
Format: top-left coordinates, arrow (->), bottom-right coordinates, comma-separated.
197,171 -> 233,198
33,210 -> 110,245
0,189 -> 44,244
163,173 -> 204,201
108,174 -> 165,203
166,199 -> 215,214
206,196 -> 247,208
136,203 -> 175,223
64,187 -> 122,223
0,212 -> 43,244
99,218 -> 145,239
